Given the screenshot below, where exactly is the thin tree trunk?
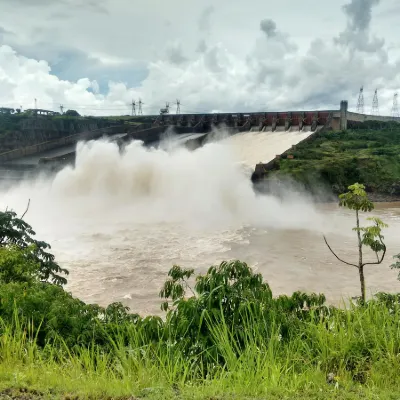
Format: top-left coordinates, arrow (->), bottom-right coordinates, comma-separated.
359,265 -> 366,304
356,209 -> 365,303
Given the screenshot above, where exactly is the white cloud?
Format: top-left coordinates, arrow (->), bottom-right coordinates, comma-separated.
0,0 -> 399,116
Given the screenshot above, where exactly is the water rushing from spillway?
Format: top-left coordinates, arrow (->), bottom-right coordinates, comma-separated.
0,129 -> 399,314
220,128 -> 315,166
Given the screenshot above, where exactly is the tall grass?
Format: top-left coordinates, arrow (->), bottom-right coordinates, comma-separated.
1,300 -> 400,398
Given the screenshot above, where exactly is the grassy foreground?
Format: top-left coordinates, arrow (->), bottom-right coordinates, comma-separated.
1,297 -> 400,399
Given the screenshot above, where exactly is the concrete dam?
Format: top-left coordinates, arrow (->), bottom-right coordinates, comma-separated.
0,100 -> 397,185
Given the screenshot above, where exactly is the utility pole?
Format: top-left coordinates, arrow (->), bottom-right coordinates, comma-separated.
131,100 -> 136,116
392,93 -> 399,118
60,104 -> 64,115
371,89 -> 379,116
176,99 -> 181,114
138,99 -> 143,115
356,86 -> 364,114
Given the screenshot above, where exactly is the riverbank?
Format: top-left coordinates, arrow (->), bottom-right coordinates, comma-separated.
254,126 -> 400,199
2,258 -> 400,400
254,179 -> 400,203
1,294 -> 400,400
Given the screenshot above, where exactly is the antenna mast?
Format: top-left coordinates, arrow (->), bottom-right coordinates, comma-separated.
356,87 -> 364,114
371,89 -> 379,116
392,93 -> 399,118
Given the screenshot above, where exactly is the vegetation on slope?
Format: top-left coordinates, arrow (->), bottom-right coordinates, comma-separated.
272,123 -> 400,196
0,187 -> 399,399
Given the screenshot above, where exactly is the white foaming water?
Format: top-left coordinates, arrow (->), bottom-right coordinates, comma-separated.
1,134 -> 323,233
1,130 -> 399,313
219,128 -> 315,166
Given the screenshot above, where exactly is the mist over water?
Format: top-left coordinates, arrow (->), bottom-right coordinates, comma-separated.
0,129 -> 399,313
1,132 -> 323,231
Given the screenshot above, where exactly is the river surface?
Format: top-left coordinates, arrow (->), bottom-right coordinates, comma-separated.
0,131 -> 399,315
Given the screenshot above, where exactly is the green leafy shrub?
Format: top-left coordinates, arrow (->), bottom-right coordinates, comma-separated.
0,209 -> 68,285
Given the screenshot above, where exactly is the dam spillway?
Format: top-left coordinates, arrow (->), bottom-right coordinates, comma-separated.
220,128 -> 319,168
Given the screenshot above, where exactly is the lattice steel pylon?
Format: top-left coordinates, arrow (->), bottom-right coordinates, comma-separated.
176,99 -> 181,114
356,86 -> 364,114
371,89 -> 379,116
138,99 -> 143,115
131,100 -> 136,116
392,93 -> 399,118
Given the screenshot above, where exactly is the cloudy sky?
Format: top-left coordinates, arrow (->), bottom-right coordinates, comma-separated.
0,0 -> 399,116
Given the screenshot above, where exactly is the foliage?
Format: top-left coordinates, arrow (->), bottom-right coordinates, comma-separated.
0,209 -> 68,286
324,183 -> 387,303
160,261 -> 326,366
390,254 -> 400,281
274,128 -> 400,195
0,246 -> 40,284
0,281 -> 156,349
339,182 -> 374,212
1,293 -> 400,399
64,109 -> 80,117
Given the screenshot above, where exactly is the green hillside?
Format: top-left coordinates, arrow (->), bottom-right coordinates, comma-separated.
271,123 -> 400,196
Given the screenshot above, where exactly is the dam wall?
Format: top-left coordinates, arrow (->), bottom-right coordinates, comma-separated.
155,110 -> 336,133
2,100 -> 398,170
0,125 -> 126,163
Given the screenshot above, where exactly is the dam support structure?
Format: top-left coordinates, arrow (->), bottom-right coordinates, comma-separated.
340,100 -> 348,131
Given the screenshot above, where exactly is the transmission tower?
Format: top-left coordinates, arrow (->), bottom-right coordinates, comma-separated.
371,89 -> 379,116
132,100 -> 137,116
392,93 -> 399,118
176,99 -> 181,114
138,99 -> 143,115
356,86 -> 364,114
34,98 -> 37,110
60,104 -> 64,114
